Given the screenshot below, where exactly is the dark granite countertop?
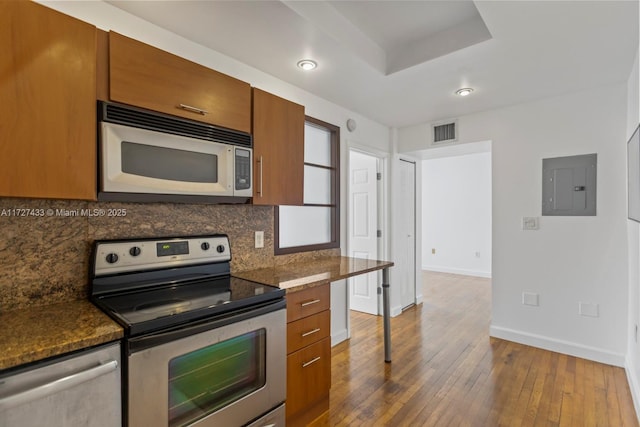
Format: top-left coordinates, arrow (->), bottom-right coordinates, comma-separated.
233,256 -> 394,293
0,300 -> 123,371
0,257 -> 392,371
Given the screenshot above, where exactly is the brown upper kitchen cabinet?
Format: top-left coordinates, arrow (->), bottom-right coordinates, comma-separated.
108,32 -> 251,133
252,89 -> 304,206
0,1 -> 97,200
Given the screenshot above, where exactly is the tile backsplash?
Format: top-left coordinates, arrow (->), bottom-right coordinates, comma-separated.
0,198 -> 338,312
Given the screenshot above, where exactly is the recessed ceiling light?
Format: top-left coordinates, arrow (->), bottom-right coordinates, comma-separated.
297,59 -> 317,71
455,88 -> 474,97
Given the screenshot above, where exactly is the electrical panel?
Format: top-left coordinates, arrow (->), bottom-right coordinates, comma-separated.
542,153 -> 597,216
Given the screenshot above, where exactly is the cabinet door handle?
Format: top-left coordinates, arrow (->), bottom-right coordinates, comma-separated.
0,360 -> 118,411
177,103 -> 208,115
258,156 -> 263,197
301,328 -> 321,338
302,356 -> 321,368
300,299 -> 320,307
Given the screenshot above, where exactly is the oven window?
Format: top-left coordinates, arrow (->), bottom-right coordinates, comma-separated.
122,141 -> 218,183
168,329 -> 266,427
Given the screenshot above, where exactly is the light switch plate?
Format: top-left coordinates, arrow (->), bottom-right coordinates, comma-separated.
522,217 -> 539,230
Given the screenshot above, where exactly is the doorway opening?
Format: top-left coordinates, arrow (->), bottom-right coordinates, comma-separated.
421,141 -> 492,317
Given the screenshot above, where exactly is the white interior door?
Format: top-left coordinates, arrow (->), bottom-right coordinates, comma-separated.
348,150 -> 379,315
399,159 -> 416,309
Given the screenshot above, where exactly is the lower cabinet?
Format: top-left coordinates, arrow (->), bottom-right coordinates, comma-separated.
286,284 -> 331,426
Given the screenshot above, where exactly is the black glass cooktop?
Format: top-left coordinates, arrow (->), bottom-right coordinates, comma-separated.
92,276 -> 284,336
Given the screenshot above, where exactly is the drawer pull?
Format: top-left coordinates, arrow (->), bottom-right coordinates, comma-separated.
178,103 -> 208,115
300,299 -> 320,307
302,356 -> 321,368
301,328 -> 321,338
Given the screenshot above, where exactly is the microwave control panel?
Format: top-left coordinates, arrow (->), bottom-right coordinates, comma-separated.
235,148 -> 252,191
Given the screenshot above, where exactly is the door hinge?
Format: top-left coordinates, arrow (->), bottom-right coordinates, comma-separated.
377,172 -> 382,181
377,230 -> 382,238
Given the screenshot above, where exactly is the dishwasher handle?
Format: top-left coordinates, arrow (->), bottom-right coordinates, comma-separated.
0,360 -> 118,411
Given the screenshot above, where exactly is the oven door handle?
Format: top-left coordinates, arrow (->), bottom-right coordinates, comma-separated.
127,299 -> 286,354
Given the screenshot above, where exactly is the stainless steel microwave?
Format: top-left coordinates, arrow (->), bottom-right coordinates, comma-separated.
98,101 -> 252,202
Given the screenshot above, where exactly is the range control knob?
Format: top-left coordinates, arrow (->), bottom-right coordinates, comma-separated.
216,245 -> 225,254
105,253 -> 119,264
129,246 -> 141,257
201,242 -> 210,251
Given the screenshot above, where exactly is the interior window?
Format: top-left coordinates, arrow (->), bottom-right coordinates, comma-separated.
275,117 -> 340,254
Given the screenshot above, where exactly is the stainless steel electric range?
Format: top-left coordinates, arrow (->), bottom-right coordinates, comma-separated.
90,234 -> 286,427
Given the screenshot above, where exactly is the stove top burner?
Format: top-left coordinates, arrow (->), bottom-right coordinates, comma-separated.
89,235 -> 285,336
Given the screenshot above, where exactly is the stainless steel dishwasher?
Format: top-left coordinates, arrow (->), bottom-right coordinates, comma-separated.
0,342 -> 121,427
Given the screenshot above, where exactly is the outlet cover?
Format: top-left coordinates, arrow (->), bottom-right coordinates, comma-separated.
254,231 -> 264,249
579,302 -> 599,317
522,292 -> 539,306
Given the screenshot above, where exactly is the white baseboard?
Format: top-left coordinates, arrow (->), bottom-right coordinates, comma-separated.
490,325 -> 625,367
423,266 -> 492,278
391,305 -> 403,317
415,292 -> 424,305
625,354 -> 640,422
331,329 -> 349,347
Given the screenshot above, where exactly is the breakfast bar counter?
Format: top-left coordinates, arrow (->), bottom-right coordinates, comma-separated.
234,256 -> 395,362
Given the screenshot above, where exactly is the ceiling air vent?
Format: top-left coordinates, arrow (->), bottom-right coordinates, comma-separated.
432,121 -> 457,145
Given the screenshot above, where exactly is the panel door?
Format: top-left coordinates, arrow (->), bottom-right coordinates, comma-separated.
348,151 -> 379,315
399,159 -> 417,309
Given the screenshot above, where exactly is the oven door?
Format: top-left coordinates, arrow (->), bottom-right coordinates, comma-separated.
101,122 -> 235,197
126,301 -> 286,427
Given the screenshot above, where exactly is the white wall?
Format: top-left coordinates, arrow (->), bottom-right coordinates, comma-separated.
626,46 -> 640,417
422,151 -> 492,278
39,1 -> 392,345
399,83 -> 629,366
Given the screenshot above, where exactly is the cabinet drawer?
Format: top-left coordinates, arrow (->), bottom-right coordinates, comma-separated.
286,337 -> 331,419
109,32 -> 251,133
286,284 -> 330,323
287,310 -> 330,354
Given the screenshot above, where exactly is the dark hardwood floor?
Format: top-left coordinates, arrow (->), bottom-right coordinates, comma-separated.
315,271 -> 638,426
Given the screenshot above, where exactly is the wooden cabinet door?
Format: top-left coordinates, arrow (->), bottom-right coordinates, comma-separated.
109,32 -> 251,133
252,89 -> 304,206
0,1 -> 97,200
286,337 -> 331,422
